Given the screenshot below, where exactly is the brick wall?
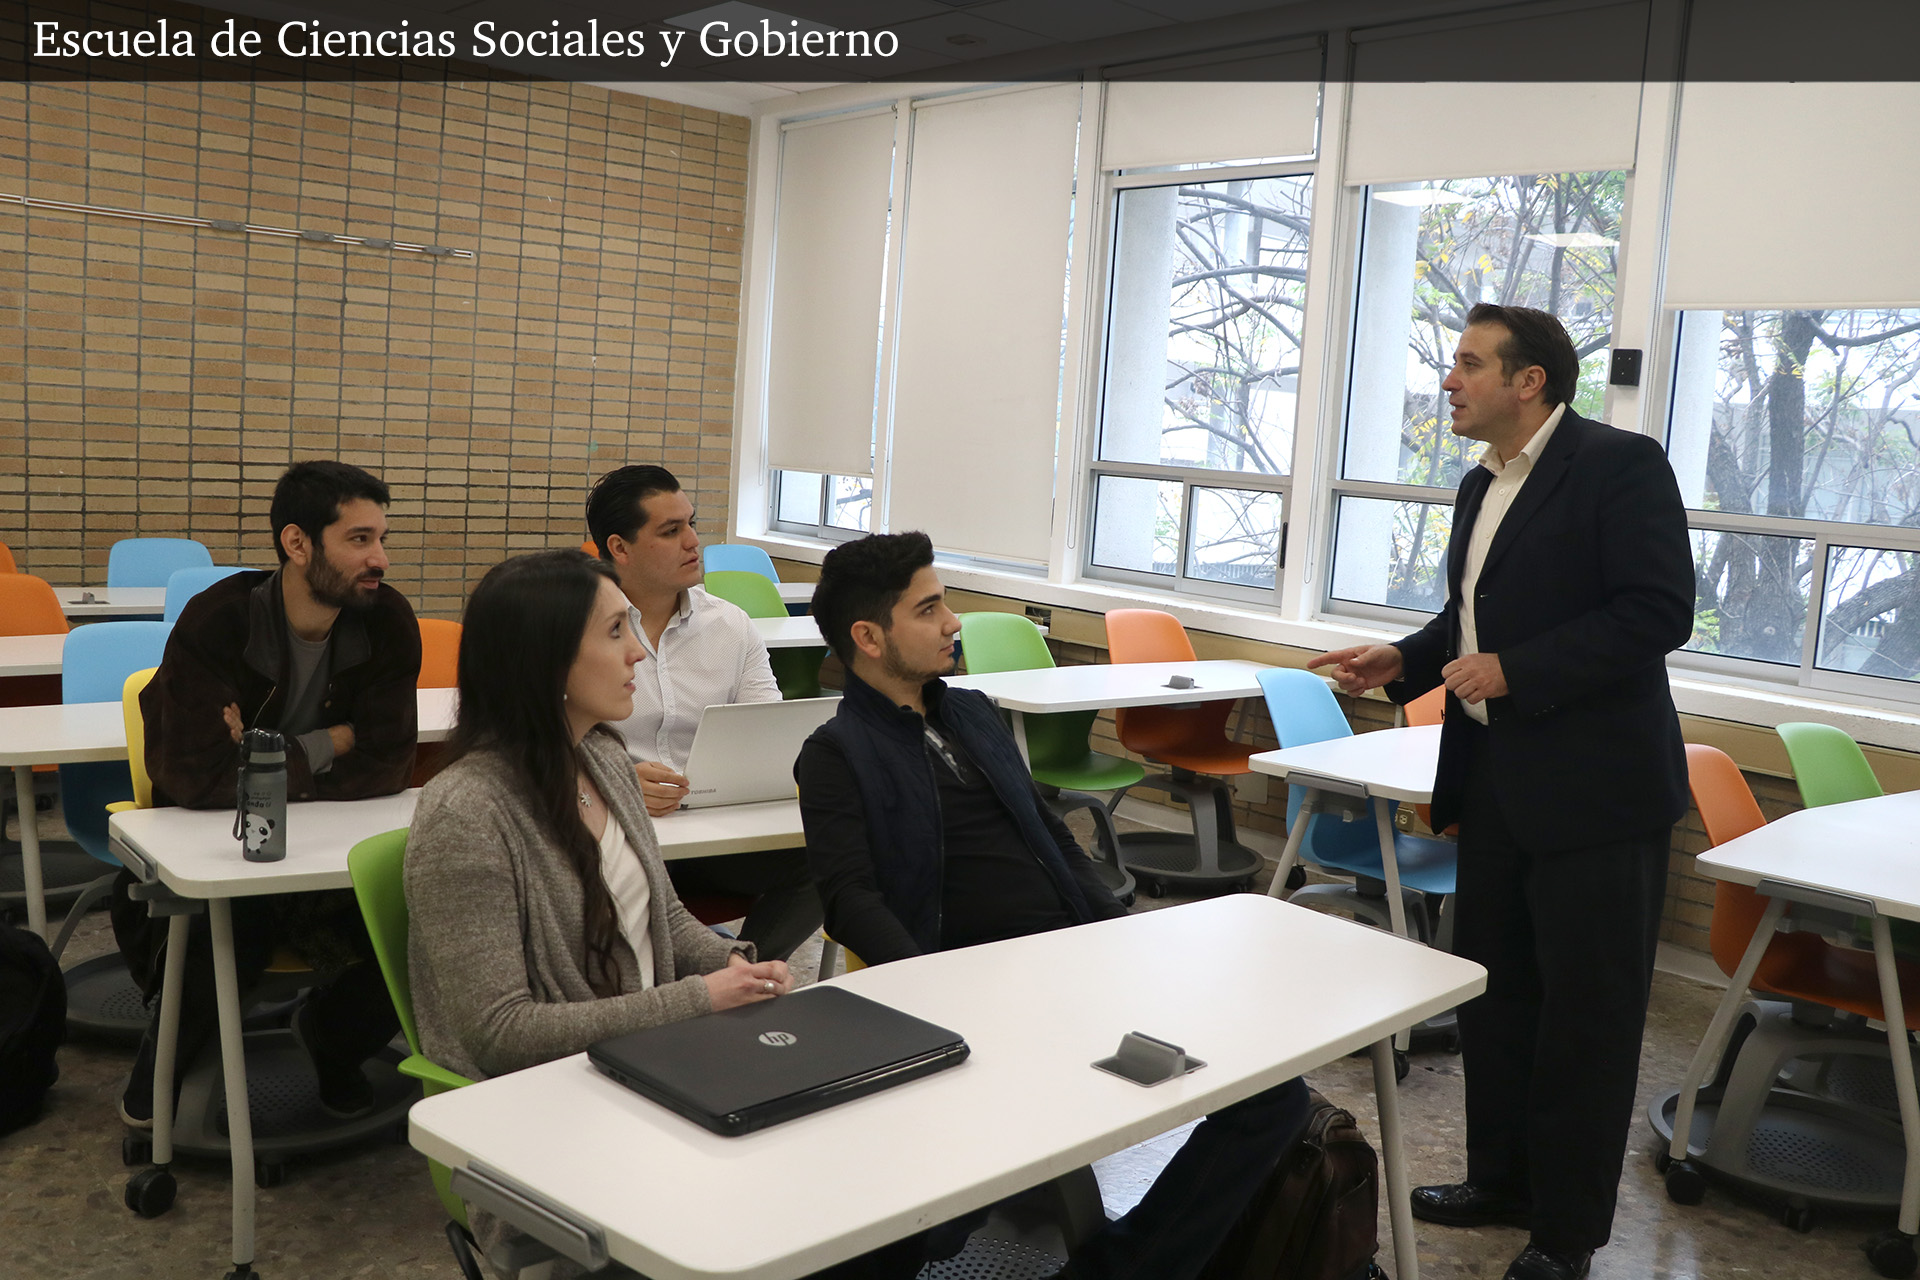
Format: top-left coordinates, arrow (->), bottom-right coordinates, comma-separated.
0,18 -> 747,618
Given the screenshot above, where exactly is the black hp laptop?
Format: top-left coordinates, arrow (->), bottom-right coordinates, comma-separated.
587,986 -> 969,1136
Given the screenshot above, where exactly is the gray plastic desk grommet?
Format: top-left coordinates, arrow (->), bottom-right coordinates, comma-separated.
1092,1031 -> 1206,1086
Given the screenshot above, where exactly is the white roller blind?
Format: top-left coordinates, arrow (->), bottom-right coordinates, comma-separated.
1102,42 -> 1323,170
764,109 -> 896,477
1665,82 -> 1920,309
887,85 -> 1081,564
1344,3 -> 1646,185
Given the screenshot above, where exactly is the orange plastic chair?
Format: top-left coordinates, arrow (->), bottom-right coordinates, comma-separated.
1102,609 -> 1261,892
1401,686 -> 1454,833
0,541 -> 17,574
0,574 -> 69,709
1686,742 -> 1920,1025
416,619 -> 462,690
580,539 -> 598,557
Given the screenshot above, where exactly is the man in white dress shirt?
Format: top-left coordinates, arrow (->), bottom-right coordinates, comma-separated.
586,465 -> 820,960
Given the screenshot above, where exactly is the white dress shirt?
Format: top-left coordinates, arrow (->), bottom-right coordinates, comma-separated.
609,584 -> 782,772
1457,402 -> 1568,725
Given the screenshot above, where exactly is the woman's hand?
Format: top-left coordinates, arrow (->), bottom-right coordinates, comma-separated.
703,951 -> 793,1011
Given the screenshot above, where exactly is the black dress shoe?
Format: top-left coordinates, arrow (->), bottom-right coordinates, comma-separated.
1503,1243 -> 1592,1280
1409,1182 -> 1533,1228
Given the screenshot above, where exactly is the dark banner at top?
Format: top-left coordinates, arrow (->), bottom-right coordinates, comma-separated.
5,0 -> 1919,85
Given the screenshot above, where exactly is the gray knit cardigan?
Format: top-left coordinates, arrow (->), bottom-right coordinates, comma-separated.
405,725 -> 749,1082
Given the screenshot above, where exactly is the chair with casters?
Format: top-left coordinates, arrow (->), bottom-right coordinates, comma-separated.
106,538 -> 213,589
705,569 -> 825,700
0,540 -> 16,573
1257,667 -> 1458,948
51,627 -> 172,1045
114,697 -> 417,1206
1101,609 -> 1262,895
958,612 -> 1137,903
1778,721 -> 1883,809
416,619 -> 462,690
703,543 -> 781,581
0,573 -> 68,709
161,566 -> 246,624
1650,743 -> 1920,1242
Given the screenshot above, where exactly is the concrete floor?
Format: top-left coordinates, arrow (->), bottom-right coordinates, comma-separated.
0,807 -> 1897,1280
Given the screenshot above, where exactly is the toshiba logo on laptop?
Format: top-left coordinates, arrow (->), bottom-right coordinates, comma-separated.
757,1031 -> 797,1047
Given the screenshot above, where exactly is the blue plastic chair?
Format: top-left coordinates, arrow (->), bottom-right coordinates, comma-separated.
163,565 -> 248,623
702,544 -> 780,582
1257,667 -> 1457,944
107,538 -> 212,588
48,622 -> 172,960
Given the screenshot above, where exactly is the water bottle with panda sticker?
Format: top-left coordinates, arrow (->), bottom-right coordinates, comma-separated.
234,729 -> 288,862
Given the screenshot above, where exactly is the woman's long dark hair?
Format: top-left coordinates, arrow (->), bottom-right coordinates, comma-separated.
445,550 -> 626,993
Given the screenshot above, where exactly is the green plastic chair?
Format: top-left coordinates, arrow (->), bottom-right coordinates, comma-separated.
1778,721 -> 1884,809
346,829 -> 473,1224
958,612 -> 1140,901
706,569 -> 824,700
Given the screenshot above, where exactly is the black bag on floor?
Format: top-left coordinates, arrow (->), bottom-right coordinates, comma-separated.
1198,1088 -> 1386,1280
0,921 -> 65,1136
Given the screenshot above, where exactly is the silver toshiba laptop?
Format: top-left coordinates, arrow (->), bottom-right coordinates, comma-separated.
679,697 -> 841,808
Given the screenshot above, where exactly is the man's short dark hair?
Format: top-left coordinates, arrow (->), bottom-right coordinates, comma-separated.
585,466 -> 682,560
1465,303 -> 1580,408
813,532 -> 936,667
269,461 -> 390,564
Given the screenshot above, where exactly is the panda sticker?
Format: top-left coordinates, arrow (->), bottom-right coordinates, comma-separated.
243,812 -> 277,858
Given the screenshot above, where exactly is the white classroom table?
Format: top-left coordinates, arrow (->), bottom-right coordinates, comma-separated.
0,687 -> 459,941
774,581 -> 814,606
945,658 -> 1269,717
751,616 -> 825,649
0,632 -> 66,677
409,893 -> 1486,1280
60,587 -> 168,618
1671,790 -> 1920,1249
107,784 -> 803,1277
1250,723 -> 1443,942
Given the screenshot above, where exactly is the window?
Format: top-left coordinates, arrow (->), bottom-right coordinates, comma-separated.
1328,171 -> 1623,617
771,471 -> 873,538
1086,170 -> 1313,599
1667,308 -> 1920,690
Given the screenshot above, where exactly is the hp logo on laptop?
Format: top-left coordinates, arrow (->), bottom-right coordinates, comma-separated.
758,1031 -> 798,1047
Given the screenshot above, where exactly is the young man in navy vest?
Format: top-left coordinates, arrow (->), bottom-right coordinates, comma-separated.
795,531 -> 1309,1280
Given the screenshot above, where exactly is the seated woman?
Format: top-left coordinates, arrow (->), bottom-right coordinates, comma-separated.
406,548 -> 791,1085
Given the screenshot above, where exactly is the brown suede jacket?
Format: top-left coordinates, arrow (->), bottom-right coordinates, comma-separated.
140,568 -> 421,809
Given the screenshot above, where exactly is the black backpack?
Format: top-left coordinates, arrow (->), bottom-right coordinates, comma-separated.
0,922 -> 66,1136
1199,1089 -> 1386,1280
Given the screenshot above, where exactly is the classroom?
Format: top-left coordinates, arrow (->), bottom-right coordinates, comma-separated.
4,0 -> 1919,1278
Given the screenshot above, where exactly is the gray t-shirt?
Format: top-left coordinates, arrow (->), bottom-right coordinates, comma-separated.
282,630 -> 336,774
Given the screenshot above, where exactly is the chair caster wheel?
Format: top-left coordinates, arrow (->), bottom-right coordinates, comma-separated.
124,1166 -> 176,1217
1393,1049 -> 1409,1082
1144,879 -> 1165,898
224,1266 -> 261,1280
1781,1202 -> 1816,1233
1285,864 -> 1306,892
1865,1229 -> 1919,1278
1654,1150 -> 1676,1174
254,1161 -> 286,1189
122,1134 -> 151,1167
1664,1160 -> 1707,1205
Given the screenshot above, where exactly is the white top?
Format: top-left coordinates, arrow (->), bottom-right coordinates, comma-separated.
598,818 -> 655,989
0,633 -> 66,678
0,687 -> 457,769
753,617 -> 828,650
610,587 -> 781,773
775,582 -> 814,605
408,894 -> 1486,1280
1458,403 -> 1566,724
945,659 -> 1270,714
1696,789 -> 1920,924
60,587 -> 168,618
1248,724 -> 1443,804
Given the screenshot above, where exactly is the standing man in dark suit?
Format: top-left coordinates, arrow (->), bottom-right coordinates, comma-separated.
1311,305 -> 1695,1280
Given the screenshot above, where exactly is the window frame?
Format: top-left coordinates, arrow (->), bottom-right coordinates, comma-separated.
1079,157 -> 1319,608
767,471 -> 877,544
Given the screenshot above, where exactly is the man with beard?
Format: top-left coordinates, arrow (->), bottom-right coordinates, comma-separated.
114,460 -> 416,1125
793,532 -> 1309,1280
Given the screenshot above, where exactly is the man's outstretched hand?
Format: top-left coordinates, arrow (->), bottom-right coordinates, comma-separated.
1306,645 -> 1404,696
